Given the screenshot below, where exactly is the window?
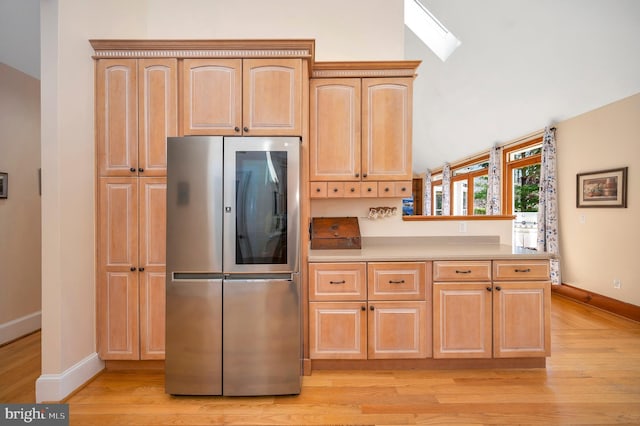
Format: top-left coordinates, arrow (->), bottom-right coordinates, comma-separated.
430,173 -> 443,215
451,158 -> 489,216
503,137 -> 543,249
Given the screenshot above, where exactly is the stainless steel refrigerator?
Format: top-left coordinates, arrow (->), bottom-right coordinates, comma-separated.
165,136 -> 301,396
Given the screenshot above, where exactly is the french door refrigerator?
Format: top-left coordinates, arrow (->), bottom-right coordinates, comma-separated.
165,136 -> 301,396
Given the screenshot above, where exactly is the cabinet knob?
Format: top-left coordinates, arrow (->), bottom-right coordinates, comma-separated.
486,286 -> 492,292
130,168 -> 136,173
316,188 -> 321,192
130,267 -> 136,272
350,187 -> 355,192
384,187 -> 390,192
138,167 -> 144,173
138,267 -> 145,272
243,126 -> 249,132
370,305 -> 375,311
333,188 -> 338,192
401,187 -> 407,192
234,126 -> 240,132
363,173 -> 368,178
355,173 -> 360,178
495,286 -> 502,291
367,188 -> 372,192
361,305 -> 366,311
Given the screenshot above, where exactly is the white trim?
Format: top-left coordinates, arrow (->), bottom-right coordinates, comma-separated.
0,311 -> 41,345
35,353 -> 104,402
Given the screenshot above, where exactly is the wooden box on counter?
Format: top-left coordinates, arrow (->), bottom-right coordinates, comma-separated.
310,217 -> 361,250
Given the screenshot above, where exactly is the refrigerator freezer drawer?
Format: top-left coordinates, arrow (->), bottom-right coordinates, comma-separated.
223,275 -> 301,396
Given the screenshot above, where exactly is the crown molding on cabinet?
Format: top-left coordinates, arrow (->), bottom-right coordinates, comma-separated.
89,39 -> 316,71
312,61 -> 421,78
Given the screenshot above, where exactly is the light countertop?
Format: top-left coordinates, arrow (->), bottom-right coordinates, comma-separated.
308,236 -> 553,262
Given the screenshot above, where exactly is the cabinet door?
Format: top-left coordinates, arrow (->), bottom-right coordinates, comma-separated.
138,59 -> 177,176
433,283 -> 492,359
362,77 -> 412,181
96,59 -> 138,176
243,59 -> 302,135
368,301 -> 430,359
140,271 -> 166,360
309,78 -> 361,181
493,281 -> 551,358
309,302 -> 367,359
139,178 -> 166,271
98,177 -> 139,359
182,59 -> 242,135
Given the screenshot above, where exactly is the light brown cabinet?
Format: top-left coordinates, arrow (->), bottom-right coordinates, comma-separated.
96,58 -> 177,177
433,260 -> 550,359
182,58 -> 302,136
309,63 -> 418,199
97,177 -> 166,360
309,261 -> 431,360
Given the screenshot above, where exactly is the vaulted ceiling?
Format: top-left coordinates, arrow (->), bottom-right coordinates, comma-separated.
408,0 -> 640,171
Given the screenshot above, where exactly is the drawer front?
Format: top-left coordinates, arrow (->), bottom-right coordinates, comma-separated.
394,181 -> 412,198
433,261 -> 492,282
493,260 -> 550,281
309,262 -> 366,301
361,182 -> 378,197
327,182 -> 345,197
310,182 -> 327,198
368,262 -> 427,301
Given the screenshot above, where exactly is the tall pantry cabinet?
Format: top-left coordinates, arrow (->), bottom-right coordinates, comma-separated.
95,58 -> 176,360
92,40 -> 314,362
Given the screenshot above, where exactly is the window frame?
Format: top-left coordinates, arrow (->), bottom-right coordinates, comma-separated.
450,155 -> 490,216
502,137 -> 543,215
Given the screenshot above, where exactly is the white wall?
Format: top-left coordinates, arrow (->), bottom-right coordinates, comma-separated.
39,0 -> 405,401
0,63 -> 41,344
557,93 -> 640,306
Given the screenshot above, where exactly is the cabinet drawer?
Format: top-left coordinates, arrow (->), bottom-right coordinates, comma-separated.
310,182 -> 327,198
309,262 -> 366,301
327,182 -> 345,197
433,261 -> 492,282
368,262 -> 428,300
343,182 -> 361,198
360,182 -> 378,197
493,260 -> 550,281
394,181 -> 412,197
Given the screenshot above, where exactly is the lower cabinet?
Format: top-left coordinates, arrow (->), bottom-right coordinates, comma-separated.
309,261 -> 431,360
97,177 -> 167,360
433,260 -> 551,359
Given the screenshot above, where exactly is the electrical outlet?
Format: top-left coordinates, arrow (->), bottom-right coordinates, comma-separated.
613,279 -> 622,289
458,222 -> 467,233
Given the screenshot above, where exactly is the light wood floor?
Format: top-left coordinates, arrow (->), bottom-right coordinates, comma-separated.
2,294 -> 640,425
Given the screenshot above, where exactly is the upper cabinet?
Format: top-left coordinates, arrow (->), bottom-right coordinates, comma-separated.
96,58 -> 178,177
183,58 -> 302,136
309,61 -> 419,198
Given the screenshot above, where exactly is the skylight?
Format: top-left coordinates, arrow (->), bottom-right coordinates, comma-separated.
404,0 -> 461,61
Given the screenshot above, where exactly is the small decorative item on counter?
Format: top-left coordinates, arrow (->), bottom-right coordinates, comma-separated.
368,206 -> 398,219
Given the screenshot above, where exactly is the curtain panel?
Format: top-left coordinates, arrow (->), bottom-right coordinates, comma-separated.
442,163 -> 451,215
537,126 -> 561,284
487,144 -> 501,215
424,171 -> 432,216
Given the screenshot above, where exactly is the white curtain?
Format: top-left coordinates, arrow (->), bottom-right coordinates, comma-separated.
442,163 -> 451,215
537,126 -> 561,284
486,144 -> 501,215
423,171 -> 432,215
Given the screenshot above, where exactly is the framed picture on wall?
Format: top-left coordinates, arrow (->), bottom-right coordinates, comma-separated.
0,172 -> 7,199
576,167 -> 627,208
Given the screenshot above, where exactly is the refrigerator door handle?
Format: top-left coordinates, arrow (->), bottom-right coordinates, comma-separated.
224,273 -> 295,281
172,272 -> 225,281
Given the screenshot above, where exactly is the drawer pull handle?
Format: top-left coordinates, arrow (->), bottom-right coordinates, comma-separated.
329,280 -> 346,285
455,270 -> 472,274
389,280 -> 405,284
515,268 -> 531,273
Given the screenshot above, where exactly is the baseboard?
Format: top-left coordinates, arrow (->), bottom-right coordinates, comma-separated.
0,311 -> 42,345
553,283 -> 640,322
35,352 -> 105,403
